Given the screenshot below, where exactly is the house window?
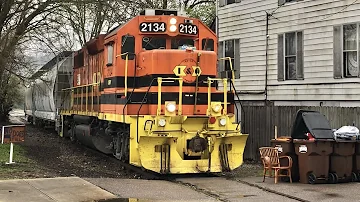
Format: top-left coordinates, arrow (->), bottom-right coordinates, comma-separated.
343,24 -> 358,77
227,0 -> 235,4
106,43 -> 114,66
333,24 -> 360,78
219,0 -> 240,7
285,32 -> 297,80
278,0 -> 298,5
225,40 -> 235,79
277,31 -> 304,81
218,39 -> 240,79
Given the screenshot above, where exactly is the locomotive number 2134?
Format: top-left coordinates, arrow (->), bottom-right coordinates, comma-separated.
140,22 -> 166,32
179,23 -> 198,35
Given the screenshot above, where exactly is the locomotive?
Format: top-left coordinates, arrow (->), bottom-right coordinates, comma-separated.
30,9 -> 248,174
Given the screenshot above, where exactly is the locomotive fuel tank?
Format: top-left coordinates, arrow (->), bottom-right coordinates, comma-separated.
73,123 -> 113,154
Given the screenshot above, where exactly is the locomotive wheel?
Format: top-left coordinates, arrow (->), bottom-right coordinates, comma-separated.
351,172 -> 358,182
308,172 -> 316,184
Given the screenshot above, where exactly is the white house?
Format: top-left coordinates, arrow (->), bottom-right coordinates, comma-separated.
217,0 -> 360,107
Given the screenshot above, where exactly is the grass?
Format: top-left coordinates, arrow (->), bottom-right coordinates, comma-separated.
0,143 -> 38,179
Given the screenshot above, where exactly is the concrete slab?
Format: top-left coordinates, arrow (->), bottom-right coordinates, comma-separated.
241,177 -> 360,202
176,177 -> 297,202
85,178 -> 218,202
0,177 -> 116,202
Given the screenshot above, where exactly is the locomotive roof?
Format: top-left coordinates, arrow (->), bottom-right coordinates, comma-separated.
29,51 -> 73,79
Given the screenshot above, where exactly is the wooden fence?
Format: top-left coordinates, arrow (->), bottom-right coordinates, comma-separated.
240,105 -> 360,161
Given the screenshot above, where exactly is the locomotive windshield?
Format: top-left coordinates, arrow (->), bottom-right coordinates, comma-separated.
142,37 -> 166,50
171,38 -> 194,49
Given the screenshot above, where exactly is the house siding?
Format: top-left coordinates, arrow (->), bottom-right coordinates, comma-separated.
218,0 -> 360,104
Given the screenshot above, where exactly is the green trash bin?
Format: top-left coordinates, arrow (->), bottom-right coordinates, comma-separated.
270,137 -> 299,182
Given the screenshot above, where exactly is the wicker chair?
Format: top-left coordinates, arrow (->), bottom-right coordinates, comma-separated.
259,147 -> 293,184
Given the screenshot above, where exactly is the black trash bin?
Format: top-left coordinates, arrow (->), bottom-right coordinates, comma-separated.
291,110 -> 334,184
271,137 -> 299,182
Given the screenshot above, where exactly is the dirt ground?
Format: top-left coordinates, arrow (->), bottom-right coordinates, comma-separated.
0,123 -> 135,180
0,114 -> 262,180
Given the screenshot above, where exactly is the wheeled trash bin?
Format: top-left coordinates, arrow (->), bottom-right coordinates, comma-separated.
291,110 -> 334,184
353,141 -> 360,181
271,137 -> 299,182
329,139 -> 356,183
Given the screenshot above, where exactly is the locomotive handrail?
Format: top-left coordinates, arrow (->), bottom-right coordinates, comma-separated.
115,52 -> 130,97
207,78 -> 228,116
218,57 -> 235,81
157,77 -> 183,116
61,82 -> 100,113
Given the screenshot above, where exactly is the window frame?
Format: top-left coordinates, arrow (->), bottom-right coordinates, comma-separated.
278,0 -> 301,6
219,38 -> 240,79
342,23 -> 359,78
277,31 -> 304,81
284,32 -> 297,80
121,34 -> 135,60
106,42 -> 114,67
219,0 -> 241,7
142,36 -> 167,50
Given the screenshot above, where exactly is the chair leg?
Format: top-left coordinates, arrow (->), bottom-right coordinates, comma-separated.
274,169 -> 278,184
288,169 -> 292,183
263,168 -> 266,182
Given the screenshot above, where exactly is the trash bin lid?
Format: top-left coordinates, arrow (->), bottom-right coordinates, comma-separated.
291,110 -> 334,140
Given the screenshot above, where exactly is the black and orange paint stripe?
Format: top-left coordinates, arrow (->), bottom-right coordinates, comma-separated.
72,92 -> 234,105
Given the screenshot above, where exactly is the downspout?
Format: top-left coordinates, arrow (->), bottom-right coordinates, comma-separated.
265,12 -> 269,105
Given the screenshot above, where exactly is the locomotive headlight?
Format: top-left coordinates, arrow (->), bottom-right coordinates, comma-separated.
169,25 -> 177,32
158,118 -> 166,127
219,118 -> 227,126
166,102 -> 176,112
212,104 -> 222,113
170,18 -> 177,25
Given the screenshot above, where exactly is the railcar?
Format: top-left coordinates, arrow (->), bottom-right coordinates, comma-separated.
24,51 -> 73,129
59,9 -> 248,174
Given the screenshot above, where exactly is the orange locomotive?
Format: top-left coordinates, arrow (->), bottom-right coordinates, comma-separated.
60,9 -> 248,174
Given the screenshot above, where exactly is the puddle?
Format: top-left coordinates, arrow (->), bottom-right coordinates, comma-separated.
237,195 -> 256,198
324,193 -> 341,198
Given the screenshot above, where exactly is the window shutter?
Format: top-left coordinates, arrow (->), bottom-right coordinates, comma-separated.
278,0 -> 286,6
333,25 -> 342,79
234,39 -> 240,79
278,34 -> 285,81
219,0 -> 225,7
296,31 -> 304,79
218,41 -> 224,76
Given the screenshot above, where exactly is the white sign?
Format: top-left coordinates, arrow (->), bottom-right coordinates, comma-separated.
299,145 -> 307,153
276,145 -> 283,153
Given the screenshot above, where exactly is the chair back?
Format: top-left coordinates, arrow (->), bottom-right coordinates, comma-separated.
259,147 -> 280,166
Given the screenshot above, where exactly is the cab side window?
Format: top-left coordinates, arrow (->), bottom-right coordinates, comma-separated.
121,34 -> 135,60
202,38 -> 214,51
106,42 -> 114,66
